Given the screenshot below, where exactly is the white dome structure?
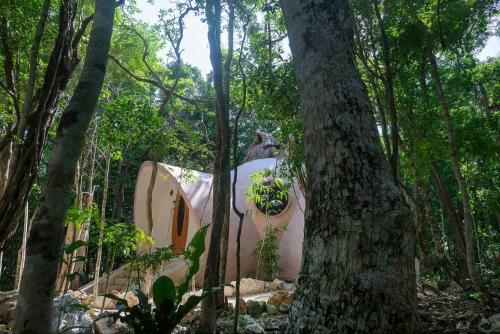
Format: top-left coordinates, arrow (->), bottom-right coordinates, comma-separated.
133,158 -> 305,285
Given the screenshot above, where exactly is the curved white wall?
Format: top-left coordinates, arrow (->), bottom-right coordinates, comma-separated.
134,159 -> 305,283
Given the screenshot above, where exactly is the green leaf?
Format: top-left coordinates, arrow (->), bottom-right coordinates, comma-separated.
72,256 -> 87,263
176,224 -> 210,304
134,289 -> 151,312
64,240 -> 87,254
103,294 -> 128,307
65,272 -> 80,282
152,276 -> 176,307
174,286 -> 221,324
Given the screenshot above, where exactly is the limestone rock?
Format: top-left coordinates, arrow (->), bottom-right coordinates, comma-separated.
69,290 -> 90,304
246,299 -> 262,318
270,278 -> 285,290
0,290 -> 18,303
230,278 -> 266,295
258,301 -> 267,314
224,285 -> 235,297
52,294 -> 93,333
267,291 -> 293,308
217,314 -> 264,333
266,304 -> 278,315
480,313 -> 500,333
0,289 -> 18,324
95,317 -> 131,334
180,290 -> 203,306
279,304 -> 290,314
0,302 -> 15,323
238,297 -> 247,315
243,320 -> 265,333
116,291 -> 139,307
91,295 -> 116,309
180,308 -> 201,325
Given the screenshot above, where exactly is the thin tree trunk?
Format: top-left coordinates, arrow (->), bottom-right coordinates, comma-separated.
280,0 -> 421,332
372,0 -> 399,182
14,0 -> 115,331
55,222 -> 76,294
232,12 -> 250,332
143,159 -> 158,296
0,142 -> 12,199
71,132 -> 98,290
101,250 -> 115,311
411,184 -> 429,264
430,161 -> 467,254
217,0 -> 234,309
55,158 -> 82,294
427,45 -> 486,296
18,0 -> 51,135
406,154 -> 466,286
199,0 -> 231,331
93,150 -> 111,297
15,202 -> 29,289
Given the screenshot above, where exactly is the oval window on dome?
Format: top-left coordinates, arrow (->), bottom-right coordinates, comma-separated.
253,178 -> 289,216
172,194 -> 189,254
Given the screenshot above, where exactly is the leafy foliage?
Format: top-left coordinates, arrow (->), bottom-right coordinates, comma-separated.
105,225 -> 219,333
246,168 -> 290,216
253,224 -> 286,280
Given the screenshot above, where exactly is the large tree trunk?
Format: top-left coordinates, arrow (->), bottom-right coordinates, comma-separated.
426,46 -> 486,296
13,1 -> 115,332
280,0 -> 421,332
199,0 -> 231,332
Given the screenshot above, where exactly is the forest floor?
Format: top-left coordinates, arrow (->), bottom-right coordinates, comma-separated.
418,283 -> 499,333
175,282 -> 500,333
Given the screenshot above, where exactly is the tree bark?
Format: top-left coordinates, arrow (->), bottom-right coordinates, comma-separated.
0,142 -> 12,199
427,45 -> 486,296
280,0 -> 421,332
430,161 -> 466,252
14,1 -> 115,331
143,159 -> 158,296
199,0 -> 231,331
15,202 -> 30,289
232,14 -> 250,332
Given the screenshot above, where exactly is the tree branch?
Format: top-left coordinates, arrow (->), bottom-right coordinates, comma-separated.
72,14 -> 94,49
108,53 -> 213,104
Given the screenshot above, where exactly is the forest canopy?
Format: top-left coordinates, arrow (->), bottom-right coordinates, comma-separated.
0,0 -> 498,333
